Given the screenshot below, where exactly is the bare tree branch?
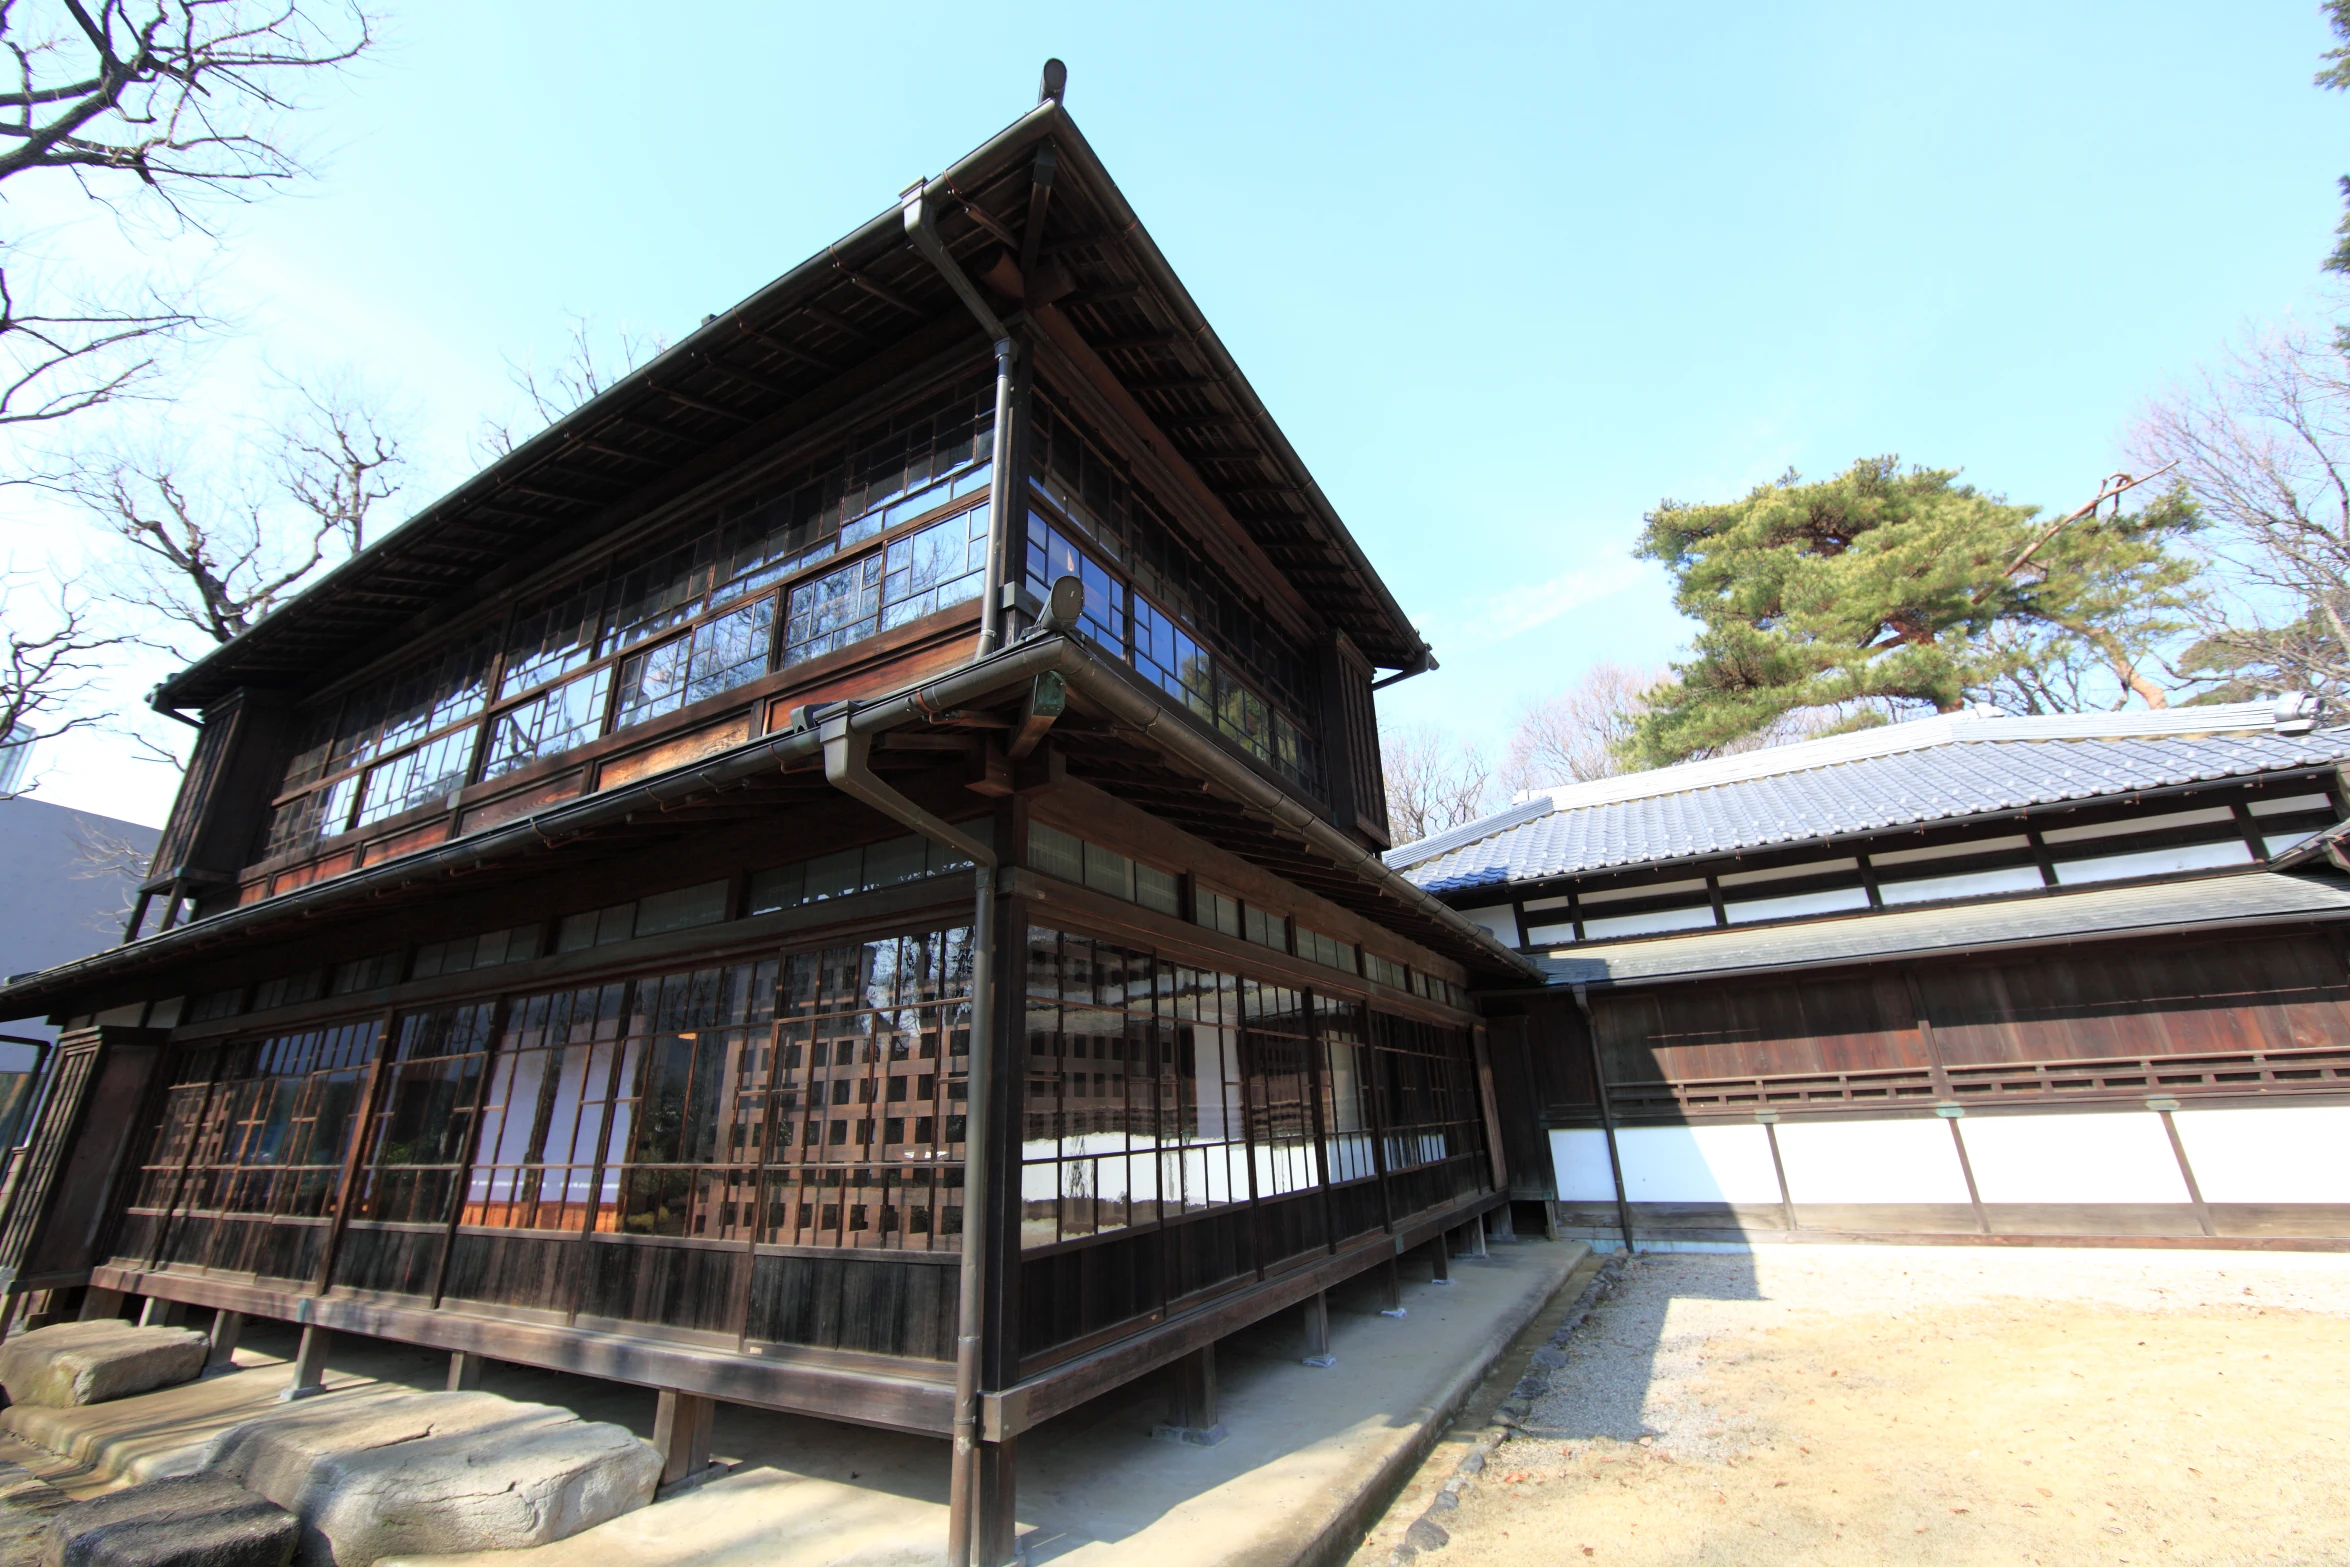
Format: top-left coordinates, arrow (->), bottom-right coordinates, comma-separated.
1501,662 -> 1665,792
2133,321 -> 2350,701
0,568 -> 130,796
474,312 -> 667,462
0,1 -> 374,433
1380,723 -> 1495,845
47,374 -> 406,647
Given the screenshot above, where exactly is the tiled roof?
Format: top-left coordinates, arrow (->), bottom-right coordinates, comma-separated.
1390,701 -> 2350,897
1536,869 -> 2350,987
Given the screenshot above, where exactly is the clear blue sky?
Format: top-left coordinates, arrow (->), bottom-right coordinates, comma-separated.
12,1 -> 2346,824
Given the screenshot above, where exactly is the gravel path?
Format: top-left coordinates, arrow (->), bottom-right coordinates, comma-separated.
1524,1246 -> 2350,1463
1355,1245 -> 2350,1567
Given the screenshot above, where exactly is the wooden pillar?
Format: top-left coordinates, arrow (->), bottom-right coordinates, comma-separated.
1490,1202 -> 1516,1241
447,1351 -> 485,1392
206,1310 -> 243,1369
1300,1290 -> 1334,1367
654,1390 -> 715,1488
977,1437 -> 1019,1567
1427,1232 -> 1453,1284
974,863 -> 1028,1566
1379,1257 -> 1406,1318
279,1326 -> 331,1401
1153,1343 -> 1225,1445
76,1287 -> 125,1322
136,1295 -> 184,1327
1462,1214 -> 1489,1258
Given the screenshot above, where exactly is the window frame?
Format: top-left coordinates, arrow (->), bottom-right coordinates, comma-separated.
258,483 -> 996,869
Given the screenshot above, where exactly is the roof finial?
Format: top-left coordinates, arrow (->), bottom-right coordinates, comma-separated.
1039,58 -> 1067,104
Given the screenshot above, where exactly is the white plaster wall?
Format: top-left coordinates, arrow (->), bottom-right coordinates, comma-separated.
1772,1117 -> 1973,1204
1455,904 -> 1519,945
1549,1129 -> 1619,1202
2171,1105 -> 2350,1204
1956,1111 -> 2190,1204
1613,1123 -> 1783,1203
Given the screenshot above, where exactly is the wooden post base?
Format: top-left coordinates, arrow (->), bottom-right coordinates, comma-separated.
977,1437 -> 1018,1567
206,1310 -> 243,1369
279,1325 -> 331,1401
447,1351 -> 485,1391
1379,1257 -> 1407,1317
655,1389 -> 716,1490
1300,1289 -> 1335,1367
1152,1343 -> 1226,1445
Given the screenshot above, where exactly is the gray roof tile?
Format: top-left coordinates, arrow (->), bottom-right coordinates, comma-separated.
1395,712 -> 2350,897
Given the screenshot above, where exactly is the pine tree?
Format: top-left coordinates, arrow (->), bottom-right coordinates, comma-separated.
1624,458 -> 2201,767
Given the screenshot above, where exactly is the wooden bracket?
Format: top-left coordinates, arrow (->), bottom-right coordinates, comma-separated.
1007,673 -> 1067,761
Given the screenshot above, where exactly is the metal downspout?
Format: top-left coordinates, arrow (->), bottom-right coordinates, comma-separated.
818,715 -> 997,1567
903,184 -> 1018,661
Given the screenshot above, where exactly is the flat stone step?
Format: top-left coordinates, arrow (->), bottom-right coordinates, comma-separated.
40,1473 -> 296,1567
0,1324 -> 210,1410
199,1390 -> 660,1567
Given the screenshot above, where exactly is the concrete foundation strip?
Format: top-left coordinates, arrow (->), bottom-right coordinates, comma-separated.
1386,1255 -> 1625,1563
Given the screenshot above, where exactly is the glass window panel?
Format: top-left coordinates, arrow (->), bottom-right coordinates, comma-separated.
483,667 -> 610,780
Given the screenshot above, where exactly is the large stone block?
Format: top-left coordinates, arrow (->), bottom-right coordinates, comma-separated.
0,1322 -> 210,1409
199,1391 -> 660,1567
42,1474 -> 296,1567
0,1458 -> 72,1561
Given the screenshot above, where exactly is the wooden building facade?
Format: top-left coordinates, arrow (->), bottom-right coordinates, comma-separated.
0,71 -> 1533,1564
1395,705 -> 2350,1251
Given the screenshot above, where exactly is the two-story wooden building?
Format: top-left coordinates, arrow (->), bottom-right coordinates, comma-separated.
0,66 -> 1534,1565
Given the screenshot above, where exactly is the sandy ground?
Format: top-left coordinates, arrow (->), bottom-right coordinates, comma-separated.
1351,1246 -> 2350,1567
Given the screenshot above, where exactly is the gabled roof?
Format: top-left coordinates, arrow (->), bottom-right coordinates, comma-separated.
1390,701 -> 2350,897
154,90 -> 1428,711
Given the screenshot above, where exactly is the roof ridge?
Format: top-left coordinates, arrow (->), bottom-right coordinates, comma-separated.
1382,793 -> 1555,872
1518,699 -> 2316,817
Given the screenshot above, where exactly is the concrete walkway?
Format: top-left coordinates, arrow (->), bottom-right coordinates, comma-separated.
0,1236 -> 1585,1567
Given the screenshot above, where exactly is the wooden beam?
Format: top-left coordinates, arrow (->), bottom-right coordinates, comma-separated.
828,252 -> 925,317
648,383 -> 753,423
730,319 -> 835,374
95,1262 -> 959,1434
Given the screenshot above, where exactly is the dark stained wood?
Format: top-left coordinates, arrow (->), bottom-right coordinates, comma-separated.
97,1258 -> 959,1433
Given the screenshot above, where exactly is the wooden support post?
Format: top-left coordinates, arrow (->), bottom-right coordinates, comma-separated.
447,1351 -> 485,1392
136,1296 -> 184,1328
977,1438 -> 1018,1567
654,1390 -> 716,1489
1152,1343 -> 1226,1446
1379,1257 -> 1407,1318
1427,1232 -> 1453,1285
279,1326 -> 331,1401
1490,1202 -> 1516,1241
76,1287 -> 125,1323
1300,1289 -> 1335,1367
1463,1214 -> 1489,1259
206,1310 -> 243,1369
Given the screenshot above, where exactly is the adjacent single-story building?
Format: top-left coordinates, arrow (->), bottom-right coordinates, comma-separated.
1392,700 -> 2350,1250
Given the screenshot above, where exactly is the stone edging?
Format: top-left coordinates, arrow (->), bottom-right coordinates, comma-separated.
1386,1255 -> 1626,1562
